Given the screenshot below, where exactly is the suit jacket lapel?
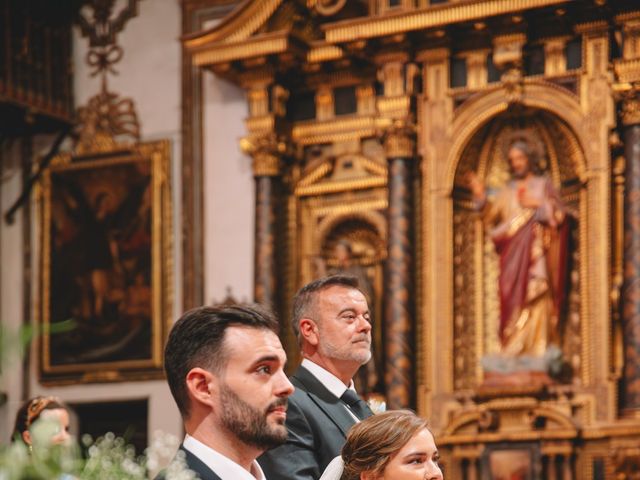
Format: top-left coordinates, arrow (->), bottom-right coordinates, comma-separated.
292,365 -> 357,436
180,446 -> 223,480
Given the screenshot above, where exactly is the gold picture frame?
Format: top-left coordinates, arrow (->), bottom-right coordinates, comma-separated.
37,140 -> 172,385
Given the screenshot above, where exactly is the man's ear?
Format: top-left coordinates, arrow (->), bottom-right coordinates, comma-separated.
22,430 -> 32,445
185,367 -> 217,410
299,318 -> 319,346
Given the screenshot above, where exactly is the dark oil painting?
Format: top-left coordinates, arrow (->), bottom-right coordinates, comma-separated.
49,158 -> 151,364
39,143 -> 172,384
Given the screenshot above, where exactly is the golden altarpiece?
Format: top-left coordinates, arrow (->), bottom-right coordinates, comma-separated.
182,0 -> 640,478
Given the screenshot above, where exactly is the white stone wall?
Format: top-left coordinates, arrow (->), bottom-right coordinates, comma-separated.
0,141 -> 27,443
0,0 -> 255,447
202,73 -> 254,305
22,0 -> 184,445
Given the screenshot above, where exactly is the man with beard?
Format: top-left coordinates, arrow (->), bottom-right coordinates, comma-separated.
159,304 -> 294,480
258,275 -> 374,480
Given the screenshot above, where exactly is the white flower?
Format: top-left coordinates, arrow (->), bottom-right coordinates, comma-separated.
145,430 -> 182,476
164,450 -> 198,480
0,429 -> 196,480
367,398 -> 386,414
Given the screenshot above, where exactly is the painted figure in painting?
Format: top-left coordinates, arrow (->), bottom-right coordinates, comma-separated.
467,134 -> 569,358
49,162 -> 152,365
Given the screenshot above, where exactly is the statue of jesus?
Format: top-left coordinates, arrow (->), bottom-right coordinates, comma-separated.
467,135 -> 570,358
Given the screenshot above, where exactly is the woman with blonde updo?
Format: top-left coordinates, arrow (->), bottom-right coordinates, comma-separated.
320,410 -> 443,480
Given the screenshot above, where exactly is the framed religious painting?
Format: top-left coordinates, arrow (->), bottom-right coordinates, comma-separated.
481,443 -> 542,480
37,140 -> 172,385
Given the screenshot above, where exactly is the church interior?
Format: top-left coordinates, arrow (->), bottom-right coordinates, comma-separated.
2,0 -> 640,477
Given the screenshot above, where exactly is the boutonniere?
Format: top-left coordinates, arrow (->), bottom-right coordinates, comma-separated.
367,397 -> 386,414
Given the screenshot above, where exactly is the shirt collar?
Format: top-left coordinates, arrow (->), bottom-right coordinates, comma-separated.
183,434 -> 266,480
301,358 -> 356,399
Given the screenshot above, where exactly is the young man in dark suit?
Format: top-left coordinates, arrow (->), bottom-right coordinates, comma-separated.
258,275 -> 374,480
158,304 -> 294,480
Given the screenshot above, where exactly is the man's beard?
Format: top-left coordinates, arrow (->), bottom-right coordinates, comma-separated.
319,332 -> 372,366
219,383 -> 288,450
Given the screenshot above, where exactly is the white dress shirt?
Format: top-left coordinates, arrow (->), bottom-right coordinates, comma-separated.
301,358 -> 360,422
183,434 -> 266,480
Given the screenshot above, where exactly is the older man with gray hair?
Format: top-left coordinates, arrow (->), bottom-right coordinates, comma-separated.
258,275 -> 374,480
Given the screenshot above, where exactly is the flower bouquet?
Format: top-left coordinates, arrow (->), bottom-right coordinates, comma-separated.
0,420 -> 195,480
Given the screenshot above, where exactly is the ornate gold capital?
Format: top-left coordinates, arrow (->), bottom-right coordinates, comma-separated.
615,87 -> 640,126
241,133 -> 288,176
382,120 -> 416,159
252,151 -> 280,176
621,96 -> 640,126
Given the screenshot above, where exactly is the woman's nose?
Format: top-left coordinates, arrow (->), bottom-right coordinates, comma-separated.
424,462 -> 443,480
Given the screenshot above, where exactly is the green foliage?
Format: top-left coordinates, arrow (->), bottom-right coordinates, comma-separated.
0,419 -> 82,480
0,320 -> 76,368
0,420 -> 196,480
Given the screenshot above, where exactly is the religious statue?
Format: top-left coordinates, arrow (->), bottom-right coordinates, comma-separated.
467,135 -> 570,361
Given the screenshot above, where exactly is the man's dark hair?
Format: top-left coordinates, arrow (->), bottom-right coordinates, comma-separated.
164,304 -> 279,418
291,274 -> 360,345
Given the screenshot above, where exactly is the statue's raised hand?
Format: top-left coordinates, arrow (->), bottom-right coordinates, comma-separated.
465,171 -> 485,201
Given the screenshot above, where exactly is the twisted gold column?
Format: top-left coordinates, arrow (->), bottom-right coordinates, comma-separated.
383,123 -> 416,409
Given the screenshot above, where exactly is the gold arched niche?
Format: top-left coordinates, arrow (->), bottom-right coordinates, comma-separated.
292,146 -> 388,391
450,110 -> 585,390
313,211 -> 386,328
316,210 -> 387,251
443,82 -> 589,190
309,212 -> 387,396
421,78 -> 614,429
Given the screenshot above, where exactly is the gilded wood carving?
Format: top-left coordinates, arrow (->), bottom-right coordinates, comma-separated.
181,1 -> 640,475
